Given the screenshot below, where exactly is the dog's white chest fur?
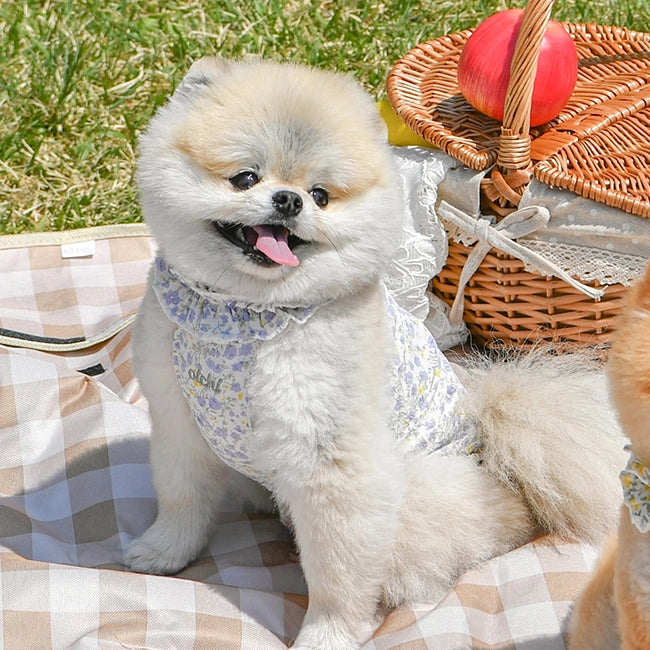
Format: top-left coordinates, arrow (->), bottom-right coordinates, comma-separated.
152,257 -> 479,488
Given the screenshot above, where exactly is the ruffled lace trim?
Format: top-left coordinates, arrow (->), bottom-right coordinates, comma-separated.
152,257 -> 318,342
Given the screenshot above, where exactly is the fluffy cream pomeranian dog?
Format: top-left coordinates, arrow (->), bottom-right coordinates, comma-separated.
126,57 -> 626,649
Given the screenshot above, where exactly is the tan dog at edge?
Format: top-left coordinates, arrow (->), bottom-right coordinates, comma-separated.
570,262 -> 650,650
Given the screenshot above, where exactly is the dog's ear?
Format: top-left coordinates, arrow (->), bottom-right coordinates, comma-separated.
173,57 -> 232,99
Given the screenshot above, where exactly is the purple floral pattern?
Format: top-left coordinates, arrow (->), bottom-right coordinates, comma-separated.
153,258 -> 480,486
385,290 -> 480,457
153,258 -> 318,486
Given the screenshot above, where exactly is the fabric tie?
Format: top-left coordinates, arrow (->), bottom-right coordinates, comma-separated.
437,202 -> 606,326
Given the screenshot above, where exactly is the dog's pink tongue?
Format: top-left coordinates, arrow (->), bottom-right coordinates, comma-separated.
253,225 -> 299,267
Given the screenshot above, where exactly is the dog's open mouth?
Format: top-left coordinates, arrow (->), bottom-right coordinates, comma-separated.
212,221 -> 305,267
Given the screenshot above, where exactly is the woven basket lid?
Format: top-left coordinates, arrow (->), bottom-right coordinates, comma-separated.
387,22 -> 650,217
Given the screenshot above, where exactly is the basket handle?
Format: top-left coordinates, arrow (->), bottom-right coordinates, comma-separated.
496,0 -> 555,173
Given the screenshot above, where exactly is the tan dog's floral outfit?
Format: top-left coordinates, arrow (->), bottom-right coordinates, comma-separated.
621,446 -> 650,533
153,257 -> 479,488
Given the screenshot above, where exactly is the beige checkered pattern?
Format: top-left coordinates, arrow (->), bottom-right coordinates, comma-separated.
0,226 -> 598,648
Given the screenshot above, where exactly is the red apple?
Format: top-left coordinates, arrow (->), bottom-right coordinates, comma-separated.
457,9 -> 578,127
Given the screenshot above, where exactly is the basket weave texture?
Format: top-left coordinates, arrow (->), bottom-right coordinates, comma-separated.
387,0 -> 650,349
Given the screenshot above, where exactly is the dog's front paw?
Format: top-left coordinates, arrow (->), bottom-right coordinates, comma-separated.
125,520 -> 203,575
292,637 -> 358,650
292,618 -> 360,650
292,644 -> 357,650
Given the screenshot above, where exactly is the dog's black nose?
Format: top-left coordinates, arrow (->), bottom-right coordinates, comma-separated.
272,190 -> 303,217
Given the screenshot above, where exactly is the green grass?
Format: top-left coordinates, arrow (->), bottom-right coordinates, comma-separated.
1,0 -> 648,234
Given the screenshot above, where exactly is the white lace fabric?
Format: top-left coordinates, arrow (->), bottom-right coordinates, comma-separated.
383,148 -> 451,320
384,148 -> 470,348
522,240 -> 647,287
518,180 -> 650,287
384,147 -> 649,347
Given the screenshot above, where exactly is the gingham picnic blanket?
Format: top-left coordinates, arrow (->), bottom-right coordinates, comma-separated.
0,225 -> 599,649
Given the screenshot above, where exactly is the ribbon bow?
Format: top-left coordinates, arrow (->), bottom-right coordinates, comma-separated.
437,201 -> 606,326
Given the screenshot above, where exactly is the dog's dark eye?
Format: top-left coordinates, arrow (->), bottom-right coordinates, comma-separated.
229,171 -> 260,191
310,187 -> 329,208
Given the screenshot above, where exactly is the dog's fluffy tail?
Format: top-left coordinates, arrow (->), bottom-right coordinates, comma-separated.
457,349 -> 626,544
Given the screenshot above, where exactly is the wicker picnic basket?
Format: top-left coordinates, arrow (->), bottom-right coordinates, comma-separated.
387,0 -> 650,350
